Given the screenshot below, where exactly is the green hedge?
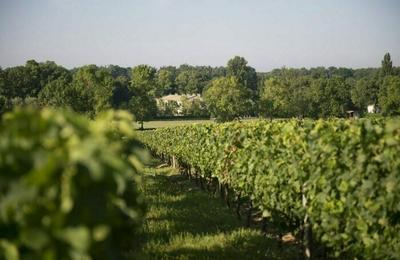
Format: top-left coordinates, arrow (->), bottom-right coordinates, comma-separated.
138,118 -> 400,258
0,108 -> 146,260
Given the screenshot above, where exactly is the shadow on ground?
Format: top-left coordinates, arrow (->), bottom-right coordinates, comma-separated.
130,166 -> 300,260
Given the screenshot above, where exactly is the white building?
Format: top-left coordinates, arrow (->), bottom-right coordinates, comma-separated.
367,104 -> 378,113
157,94 -> 203,115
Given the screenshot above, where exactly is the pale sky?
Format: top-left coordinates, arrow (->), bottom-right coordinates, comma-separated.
0,0 -> 399,71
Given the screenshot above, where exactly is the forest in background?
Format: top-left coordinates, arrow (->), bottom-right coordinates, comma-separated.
1,53 -> 399,123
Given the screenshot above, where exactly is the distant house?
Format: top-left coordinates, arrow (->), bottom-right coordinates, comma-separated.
157,94 -> 203,115
367,104 -> 379,113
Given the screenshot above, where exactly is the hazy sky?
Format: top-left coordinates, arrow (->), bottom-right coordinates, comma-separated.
0,0 -> 399,71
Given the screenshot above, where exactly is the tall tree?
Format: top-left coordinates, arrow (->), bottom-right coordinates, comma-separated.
130,65 -> 157,94
129,65 -> 157,128
227,56 -> 258,93
71,65 -> 114,115
203,76 -> 252,121
381,53 -> 393,77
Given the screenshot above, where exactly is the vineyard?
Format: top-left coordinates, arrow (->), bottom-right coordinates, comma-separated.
1,107 -> 399,259
138,118 -> 400,258
1,0 -> 399,258
0,108 -> 146,259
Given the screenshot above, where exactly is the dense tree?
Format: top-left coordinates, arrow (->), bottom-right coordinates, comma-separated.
129,65 -> 158,128
128,95 -> 157,129
175,70 -> 203,94
37,61 -> 70,85
1,55 -> 399,119
260,76 -> 352,118
351,79 -> 379,112
312,77 -> 352,117
259,77 -> 290,118
111,76 -> 130,108
71,65 -> 114,115
260,76 -> 312,118
289,77 -> 313,117
0,65 -> 38,98
38,77 -> 73,107
0,60 -> 70,100
329,67 -> 354,78
204,76 -> 252,121
0,95 -> 7,114
210,66 -> 227,78
381,53 -> 393,77
130,65 -> 157,94
227,56 -> 258,94
353,68 -> 380,80
156,67 -> 177,96
378,76 -> 400,115
106,64 -> 130,79
393,67 -> 400,76
175,71 -> 190,94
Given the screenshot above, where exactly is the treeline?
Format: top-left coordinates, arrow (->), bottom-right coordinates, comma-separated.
1,54 -> 399,122
258,53 -> 400,119
0,61 -> 227,122
203,53 -> 400,121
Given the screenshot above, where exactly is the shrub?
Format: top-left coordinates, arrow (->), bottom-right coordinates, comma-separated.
0,108 -> 146,260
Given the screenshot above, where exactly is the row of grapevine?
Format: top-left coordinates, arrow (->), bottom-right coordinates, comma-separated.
138,118 -> 400,258
0,108 -> 146,260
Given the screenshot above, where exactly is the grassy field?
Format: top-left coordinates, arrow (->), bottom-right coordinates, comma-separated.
136,119 -> 213,129
131,160 -> 300,259
136,117 -> 261,129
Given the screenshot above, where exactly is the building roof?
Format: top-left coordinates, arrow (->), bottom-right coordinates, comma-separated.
159,94 -> 203,102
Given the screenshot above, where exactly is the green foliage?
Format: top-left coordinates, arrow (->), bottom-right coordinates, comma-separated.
351,78 -> 379,112
0,60 -> 70,100
0,95 -> 8,115
111,78 -> 130,109
0,108 -> 146,260
138,118 -> 400,258
259,77 -> 291,117
156,68 -> 177,96
378,76 -> 400,115
71,65 -> 114,115
129,65 -> 158,126
227,56 -> 258,93
1,56 -> 399,119
39,77 -> 74,108
381,52 -> 393,77
203,76 -> 252,121
130,65 -> 156,93
128,95 -> 157,128
260,76 -> 353,118
314,77 -> 352,117
175,70 -> 201,94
